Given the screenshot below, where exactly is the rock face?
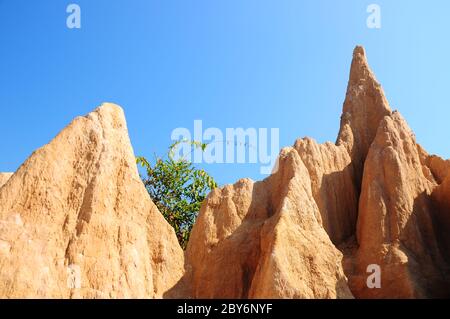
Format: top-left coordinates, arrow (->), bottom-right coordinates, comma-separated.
0,103 -> 184,298
349,112 -> 450,298
173,46 -> 450,299
171,148 -> 353,298
0,173 -> 13,189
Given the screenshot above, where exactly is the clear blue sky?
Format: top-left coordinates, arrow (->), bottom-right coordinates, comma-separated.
1,0 -> 449,185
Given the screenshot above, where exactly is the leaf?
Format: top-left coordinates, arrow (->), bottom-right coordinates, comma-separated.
138,141 -> 218,249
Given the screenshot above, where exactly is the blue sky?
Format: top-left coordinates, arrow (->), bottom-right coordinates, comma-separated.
1,0 -> 449,186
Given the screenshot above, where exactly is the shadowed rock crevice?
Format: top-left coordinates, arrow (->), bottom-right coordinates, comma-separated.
431,174 -> 450,266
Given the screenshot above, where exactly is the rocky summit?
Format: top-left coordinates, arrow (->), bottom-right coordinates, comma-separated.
0,104 -> 184,298
1,46 -> 449,299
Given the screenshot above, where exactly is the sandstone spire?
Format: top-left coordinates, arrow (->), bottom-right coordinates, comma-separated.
291,46 -> 394,245
0,103 -> 184,298
337,46 -> 392,182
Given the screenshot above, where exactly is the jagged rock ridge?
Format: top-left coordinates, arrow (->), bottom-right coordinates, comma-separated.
168,149 -> 353,298
172,46 -> 450,299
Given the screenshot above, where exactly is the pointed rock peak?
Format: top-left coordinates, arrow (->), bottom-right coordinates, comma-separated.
0,103 -> 184,298
350,46 -> 367,72
348,46 -> 375,86
353,45 -> 366,56
94,102 -> 125,116
87,102 -> 128,130
336,46 -> 392,176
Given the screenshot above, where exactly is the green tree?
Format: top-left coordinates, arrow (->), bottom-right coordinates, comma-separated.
137,140 -> 217,249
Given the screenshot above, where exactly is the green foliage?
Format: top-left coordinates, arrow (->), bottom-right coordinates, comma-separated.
137,140 -> 217,249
